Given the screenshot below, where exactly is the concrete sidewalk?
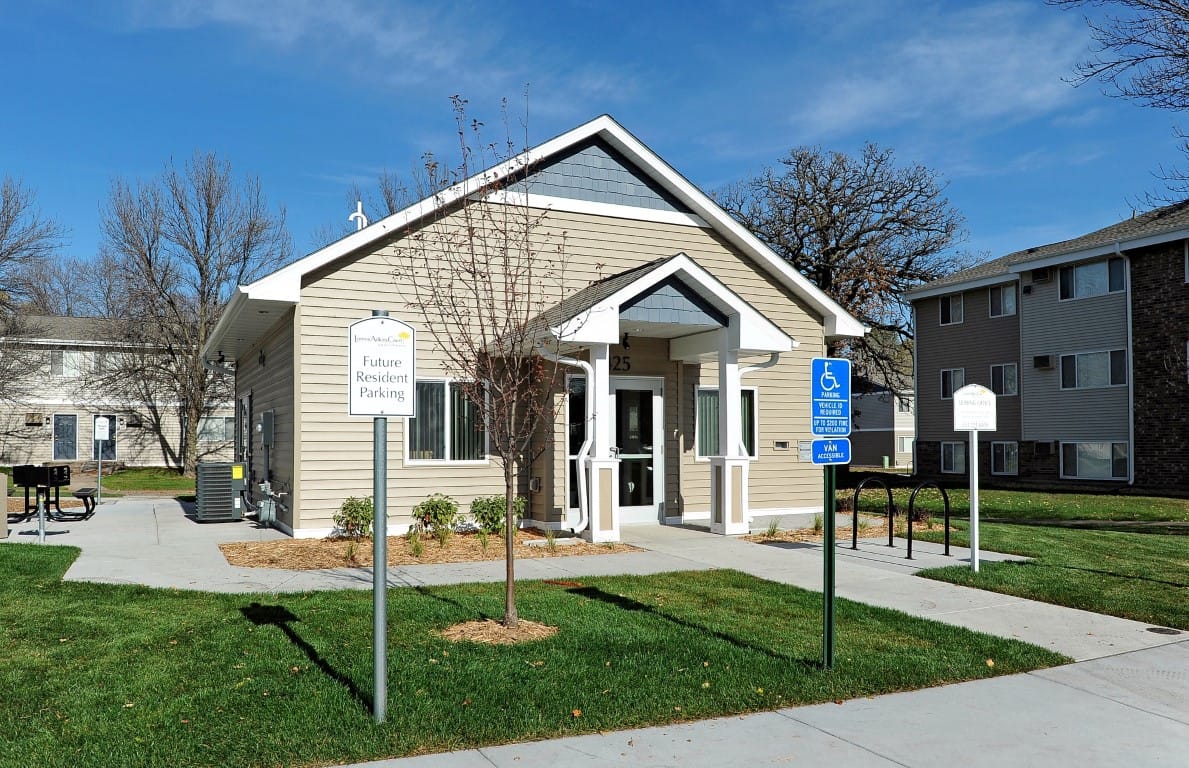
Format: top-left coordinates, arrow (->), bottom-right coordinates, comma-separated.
6,495 -> 1186,767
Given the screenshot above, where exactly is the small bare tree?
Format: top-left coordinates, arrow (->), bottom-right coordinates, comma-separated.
393,98 -> 571,628
715,144 -> 968,385
0,177 -> 64,403
98,153 -> 291,474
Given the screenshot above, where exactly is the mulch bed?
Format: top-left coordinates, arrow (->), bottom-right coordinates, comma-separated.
219,529 -> 637,570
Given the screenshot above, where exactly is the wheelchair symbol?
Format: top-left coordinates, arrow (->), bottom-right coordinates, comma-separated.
819,362 -> 840,393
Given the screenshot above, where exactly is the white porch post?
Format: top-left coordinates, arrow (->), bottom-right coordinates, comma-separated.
711,326 -> 750,535
586,342 -> 619,542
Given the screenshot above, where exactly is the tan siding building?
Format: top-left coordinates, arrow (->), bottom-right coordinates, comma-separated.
205,117 -> 863,539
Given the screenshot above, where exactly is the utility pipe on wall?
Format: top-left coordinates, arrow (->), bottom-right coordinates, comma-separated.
538,345 -> 594,534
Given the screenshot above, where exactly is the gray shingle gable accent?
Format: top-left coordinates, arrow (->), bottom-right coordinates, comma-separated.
511,138 -> 692,213
909,199 -> 1189,297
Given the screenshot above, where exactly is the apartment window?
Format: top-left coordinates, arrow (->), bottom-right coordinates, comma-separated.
1061,441 -> 1128,480
407,381 -> 486,462
940,368 -> 964,399
199,416 -> 236,442
989,284 -> 1016,317
991,441 -> 1019,476
1059,258 -> 1125,300
990,363 -> 1018,396
50,350 -> 82,378
897,436 -> 913,453
696,387 -> 758,458
897,397 -> 913,414
93,351 -> 116,374
941,441 -> 966,474
939,293 -> 964,325
1060,350 -> 1126,389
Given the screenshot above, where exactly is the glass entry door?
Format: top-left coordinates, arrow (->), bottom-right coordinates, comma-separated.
612,377 -> 664,525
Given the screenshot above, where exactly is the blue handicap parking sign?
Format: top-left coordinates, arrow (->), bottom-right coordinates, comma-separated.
811,357 -> 851,437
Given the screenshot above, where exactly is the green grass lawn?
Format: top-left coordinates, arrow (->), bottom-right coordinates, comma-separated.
100,467 -> 196,494
0,545 -> 1066,768
915,521 -> 1188,630
848,486 -> 1189,523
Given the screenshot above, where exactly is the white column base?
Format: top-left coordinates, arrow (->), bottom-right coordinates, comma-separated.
584,457 -> 621,543
709,457 -> 750,536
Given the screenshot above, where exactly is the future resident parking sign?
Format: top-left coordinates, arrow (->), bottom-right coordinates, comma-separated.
348,315 -> 416,417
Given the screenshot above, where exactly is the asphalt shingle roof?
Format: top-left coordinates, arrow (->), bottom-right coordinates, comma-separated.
910,199 -> 1189,295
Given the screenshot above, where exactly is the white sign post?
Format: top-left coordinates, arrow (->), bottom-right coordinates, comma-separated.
348,312 -> 415,725
94,416 -> 110,505
953,384 -> 996,573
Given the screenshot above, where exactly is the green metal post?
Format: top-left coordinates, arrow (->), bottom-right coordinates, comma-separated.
823,464 -> 836,670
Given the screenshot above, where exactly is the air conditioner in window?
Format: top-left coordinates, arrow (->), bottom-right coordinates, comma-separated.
1034,441 -> 1055,456
1031,267 -> 1051,283
1033,355 -> 1054,369
24,412 -> 43,426
126,414 -> 143,428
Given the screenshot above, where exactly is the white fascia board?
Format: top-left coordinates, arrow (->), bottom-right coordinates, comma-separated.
906,274 -> 1019,301
202,288 -> 252,359
552,306 -> 620,344
485,190 -> 709,228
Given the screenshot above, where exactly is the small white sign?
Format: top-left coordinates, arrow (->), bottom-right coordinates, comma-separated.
349,315 -> 416,417
953,384 -> 997,432
94,416 -> 110,441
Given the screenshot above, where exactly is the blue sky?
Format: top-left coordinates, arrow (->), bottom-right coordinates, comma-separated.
2,0 -> 1184,268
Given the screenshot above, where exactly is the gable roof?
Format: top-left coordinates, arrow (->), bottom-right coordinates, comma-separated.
6,314 -> 122,346
205,115 -> 864,361
907,199 -> 1189,300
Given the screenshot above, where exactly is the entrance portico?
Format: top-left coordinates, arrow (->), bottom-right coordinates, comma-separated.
545,253 -> 796,541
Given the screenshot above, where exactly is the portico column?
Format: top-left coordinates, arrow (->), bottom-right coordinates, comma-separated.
586,342 -> 619,542
711,327 -> 749,535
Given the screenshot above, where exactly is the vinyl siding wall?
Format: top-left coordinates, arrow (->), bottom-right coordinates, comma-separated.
292,204 -> 827,531
1019,267 -> 1129,442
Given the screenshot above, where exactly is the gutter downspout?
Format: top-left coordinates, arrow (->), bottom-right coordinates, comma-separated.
1118,241 -> 1135,486
737,352 -> 781,456
538,345 -> 594,534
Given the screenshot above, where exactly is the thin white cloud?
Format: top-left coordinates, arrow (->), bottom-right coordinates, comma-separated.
790,2 -> 1088,141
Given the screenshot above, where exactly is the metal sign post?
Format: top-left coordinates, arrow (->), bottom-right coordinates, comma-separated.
348,310 -> 416,724
953,384 -> 996,574
94,416 -> 110,505
810,357 -> 851,671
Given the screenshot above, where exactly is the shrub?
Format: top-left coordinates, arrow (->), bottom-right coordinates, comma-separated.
414,493 -> 460,545
470,494 -> 526,534
334,496 -> 374,539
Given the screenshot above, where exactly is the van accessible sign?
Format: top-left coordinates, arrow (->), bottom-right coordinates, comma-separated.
348,315 -> 415,417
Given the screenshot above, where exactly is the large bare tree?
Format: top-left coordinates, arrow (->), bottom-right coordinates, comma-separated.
0,177 -> 64,403
715,143 -> 967,384
393,98 -> 571,628
99,153 -> 291,474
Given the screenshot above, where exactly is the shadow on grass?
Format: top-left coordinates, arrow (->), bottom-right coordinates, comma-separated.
982,559 -> 1189,589
414,585 -> 497,621
240,602 -> 372,714
567,586 -> 821,671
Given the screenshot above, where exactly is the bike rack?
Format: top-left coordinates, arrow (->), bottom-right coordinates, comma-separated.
907,482 -> 951,559
850,477 -> 895,550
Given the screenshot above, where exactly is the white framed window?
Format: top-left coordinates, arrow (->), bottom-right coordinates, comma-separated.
941,441 -> 966,474
50,350 -> 82,378
1060,350 -> 1126,389
897,396 -> 913,414
1059,258 -> 1125,300
939,294 -> 964,325
92,351 -> 116,374
696,386 -> 758,458
897,436 -> 913,453
940,368 -> 964,399
199,416 -> 236,442
990,363 -> 1018,396
406,380 -> 487,462
1060,441 -> 1128,480
989,284 -> 1017,317
991,441 -> 1018,475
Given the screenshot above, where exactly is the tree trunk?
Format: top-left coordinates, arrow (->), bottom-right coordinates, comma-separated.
503,457 -> 518,628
